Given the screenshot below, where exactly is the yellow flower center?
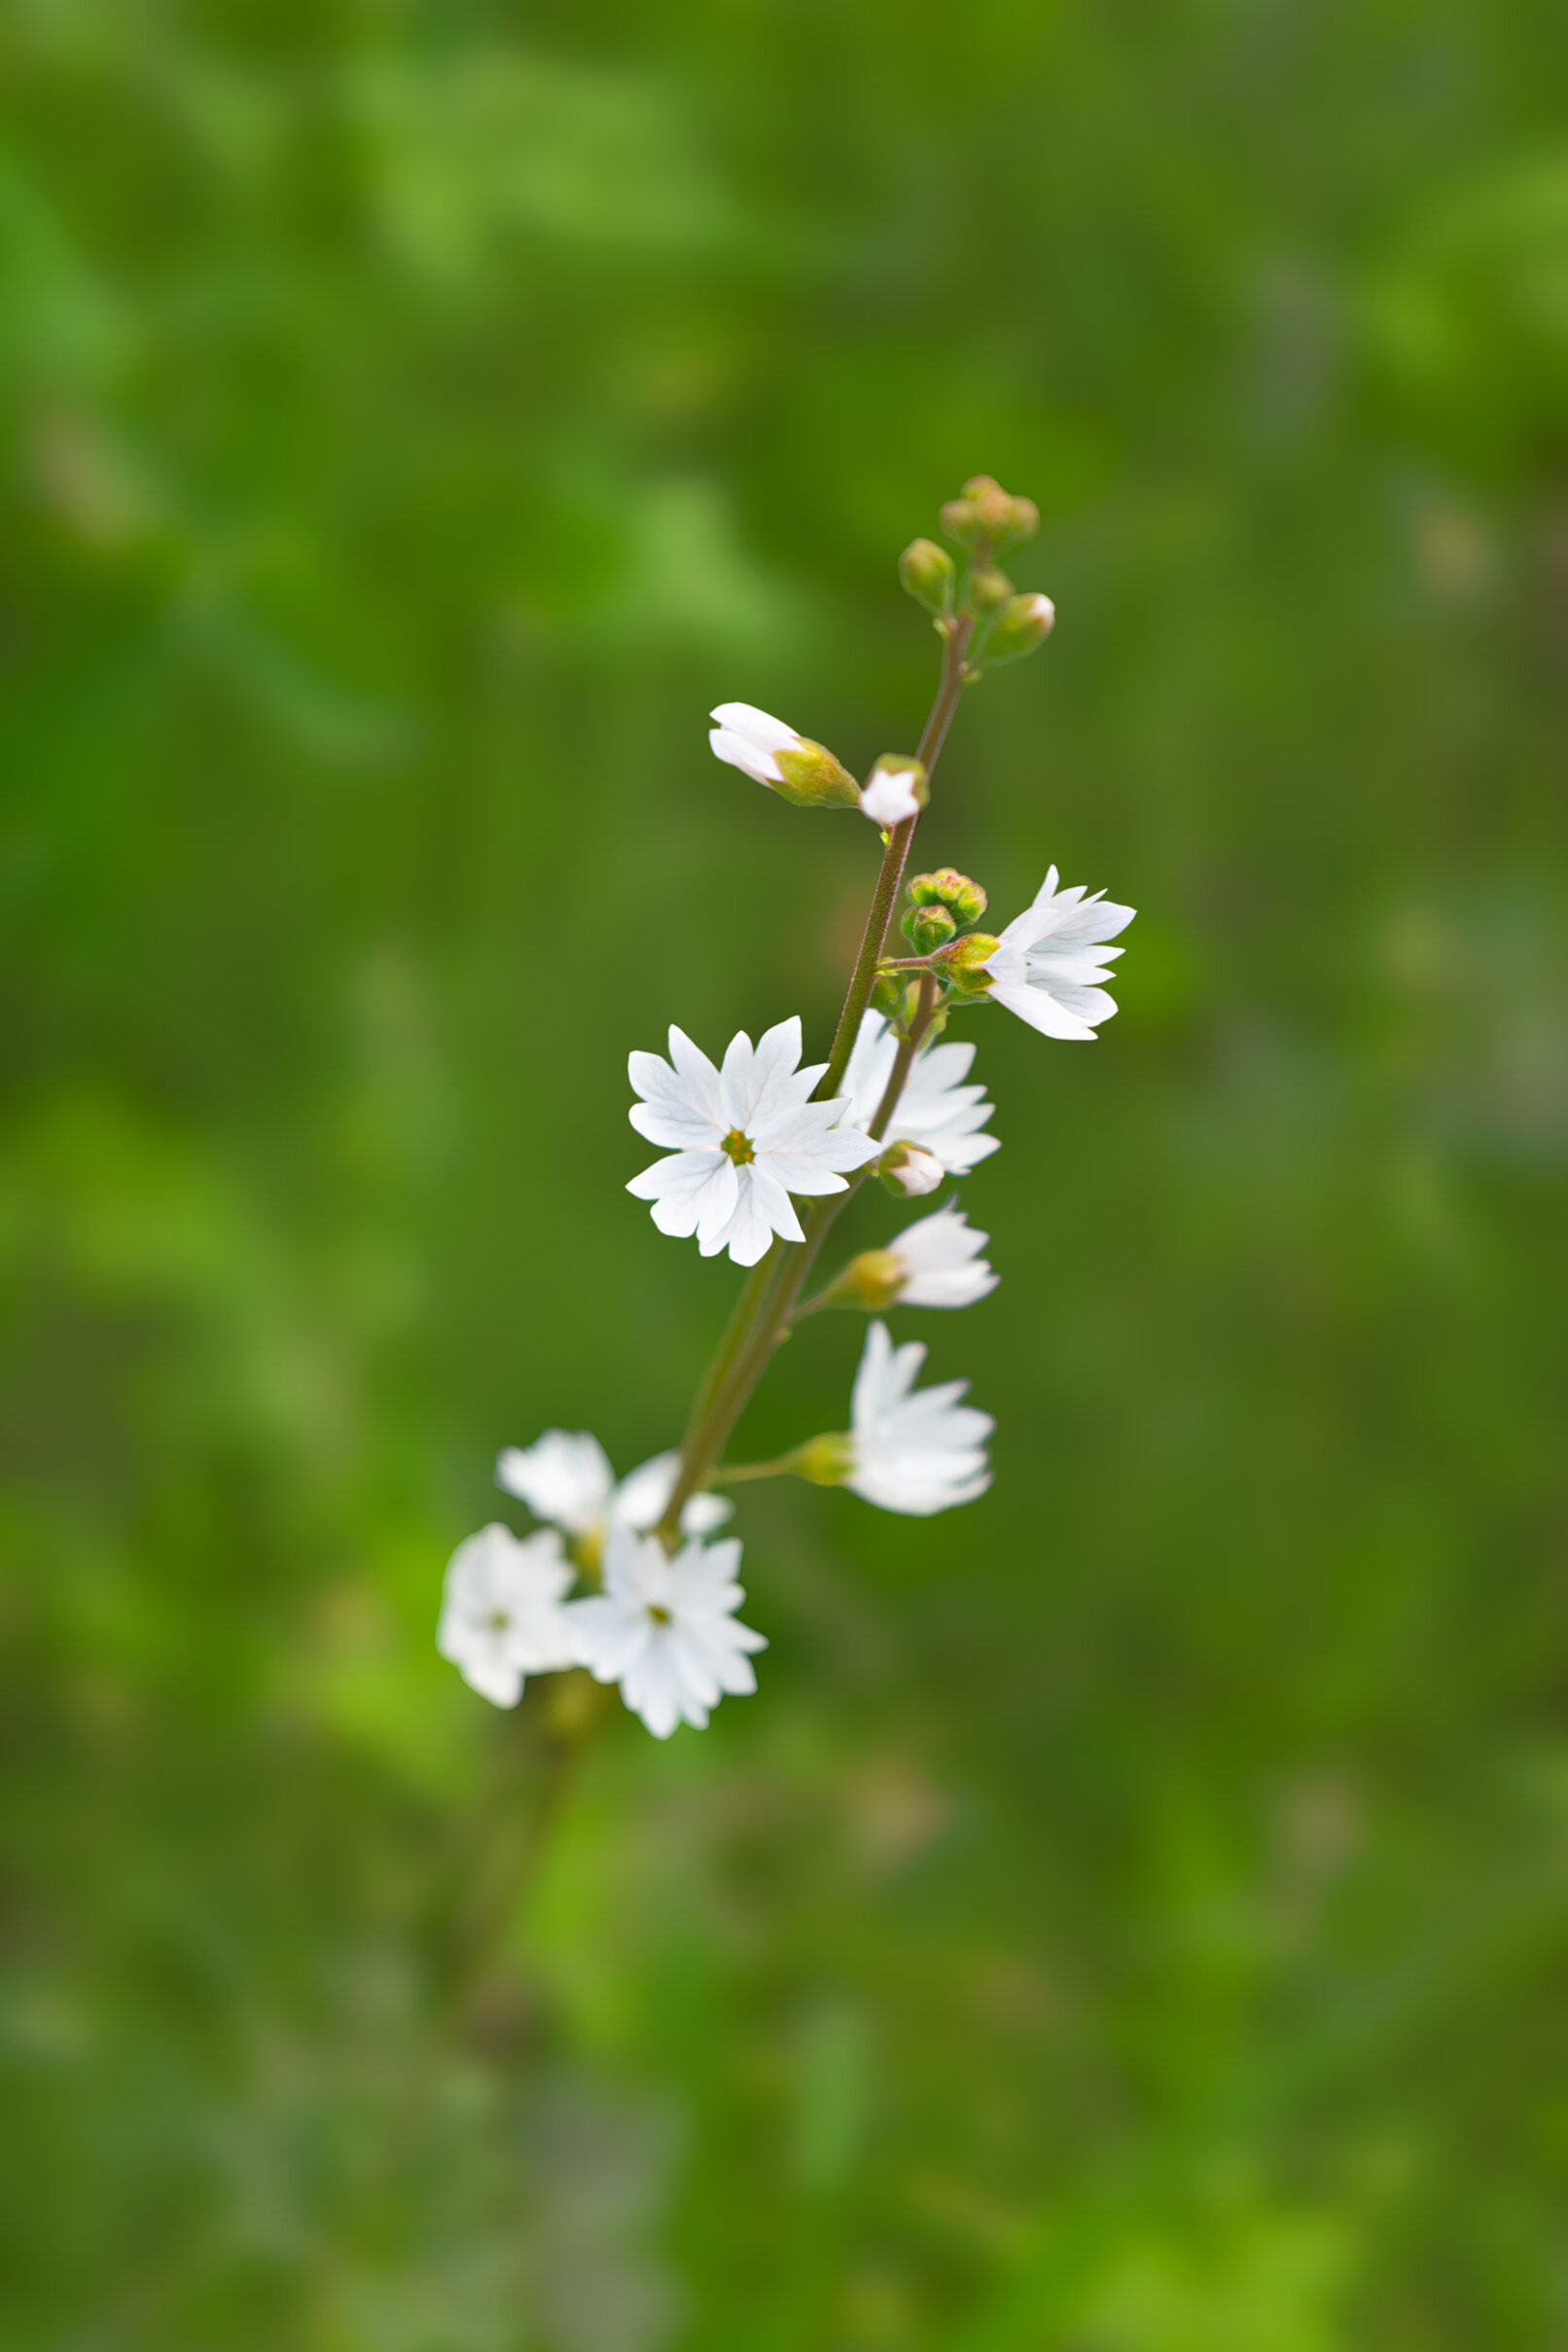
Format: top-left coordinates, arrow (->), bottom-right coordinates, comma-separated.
648,1603 -> 672,1625
721,1127 -> 755,1165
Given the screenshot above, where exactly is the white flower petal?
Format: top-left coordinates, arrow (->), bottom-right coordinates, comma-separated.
859,768 -> 922,827
664,1026 -> 725,1123
609,1452 -> 734,1537
709,727 -> 783,785
494,1435 -> 613,1537
709,701 -> 802,755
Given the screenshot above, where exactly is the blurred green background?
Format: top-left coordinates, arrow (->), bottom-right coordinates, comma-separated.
3,2 -> 1566,2344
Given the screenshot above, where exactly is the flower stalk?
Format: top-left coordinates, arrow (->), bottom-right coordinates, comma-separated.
438,471 -> 1133,1756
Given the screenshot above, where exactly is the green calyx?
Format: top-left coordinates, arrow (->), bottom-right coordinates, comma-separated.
770,738 -> 863,810
790,1432 -> 856,1487
820,1249 -> 904,1312
935,933 -> 1000,994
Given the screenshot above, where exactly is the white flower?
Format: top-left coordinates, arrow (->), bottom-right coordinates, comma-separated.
708,700 -> 802,786
859,763 -> 923,828
566,1525 -> 766,1738
981,866 -> 1134,1040
846,1320 -> 993,1515
437,1522 -> 578,1708
495,1429 -> 731,1544
840,1011 -> 1000,1174
626,1016 -> 879,1266
886,1205 -> 997,1307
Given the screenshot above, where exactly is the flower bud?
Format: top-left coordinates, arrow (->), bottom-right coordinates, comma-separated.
940,496 -> 985,549
908,868 -> 988,925
771,736 -> 865,810
901,901 -> 957,954
791,1432 -> 856,1487
1005,495 -> 1040,544
877,1142 -> 944,1197
900,537 -> 955,616
963,475 -> 1016,536
981,592 -> 1055,665
870,971 -> 906,1016
933,933 -> 1000,995
968,565 -> 1014,616
818,1247 -> 905,1312
860,756 -> 928,829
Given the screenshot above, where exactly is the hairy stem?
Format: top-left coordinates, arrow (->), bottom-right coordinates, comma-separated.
816,620 -> 972,1102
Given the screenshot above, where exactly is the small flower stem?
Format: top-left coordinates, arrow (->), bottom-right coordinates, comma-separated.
876,956 -> 935,973
815,618 -> 973,1104
870,972 -> 940,1138
783,1287 -> 837,1322
707,1453 -> 802,1485
655,623 -> 974,1546
676,1244 -> 784,1455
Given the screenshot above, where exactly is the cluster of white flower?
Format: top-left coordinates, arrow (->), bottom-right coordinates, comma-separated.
440,489 -> 1133,1739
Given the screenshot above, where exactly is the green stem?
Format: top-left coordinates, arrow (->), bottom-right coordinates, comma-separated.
662,978 -> 946,1511
708,1453 -> 802,1485
654,623 -> 974,1544
816,619 -> 973,1103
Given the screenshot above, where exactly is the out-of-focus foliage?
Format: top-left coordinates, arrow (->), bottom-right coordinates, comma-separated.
3,2 -> 1566,2345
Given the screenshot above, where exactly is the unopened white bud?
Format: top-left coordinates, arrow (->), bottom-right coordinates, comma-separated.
859,756 -> 927,830
877,1142 -> 944,1198
709,701 -> 861,809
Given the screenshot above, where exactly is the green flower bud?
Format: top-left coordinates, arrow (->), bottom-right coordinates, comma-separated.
962,475 -> 1015,536
962,477 -> 1039,548
818,1248 -> 904,1313
791,1432 -> 856,1487
901,901 -> 957,953
1005,495 -> 1040,545
940,496 -> 985,548
900,536 -> 955,615
968,565 -> 1015,616
981,592 -> 1056,666
768,736 -> 863,809
907,868 -> 988,925
934,933 -> 1001,995
870,971 -> 906,1016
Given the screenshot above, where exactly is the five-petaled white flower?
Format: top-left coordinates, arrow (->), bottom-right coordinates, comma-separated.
567,1526 -> 767,1738
846,1320 -> 993,1515
496,1429 -> 731,1548
626,1016 -> 879,1266
438,1523 -> 578,1708
885,1205 -> 998,1308
981,868 -> 1134,1040
841,1012 -> 1000,1175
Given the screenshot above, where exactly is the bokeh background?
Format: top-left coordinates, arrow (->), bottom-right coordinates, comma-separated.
4,2 -> 1567,2344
